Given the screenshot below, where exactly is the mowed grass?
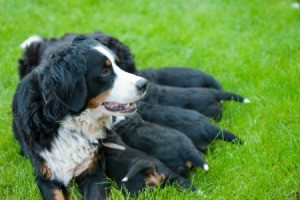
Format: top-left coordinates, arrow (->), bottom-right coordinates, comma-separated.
0,0 -> 299,199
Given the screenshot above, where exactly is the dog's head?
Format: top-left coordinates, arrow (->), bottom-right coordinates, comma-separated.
40,35 -> 147,120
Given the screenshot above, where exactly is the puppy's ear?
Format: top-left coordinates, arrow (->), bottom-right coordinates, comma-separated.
72,35 -> 88,44
41,46 -> 87,119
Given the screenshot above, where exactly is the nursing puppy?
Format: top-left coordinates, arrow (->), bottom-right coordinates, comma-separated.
113,114 -> 208,176
136,67 -> 223,90
103,132 -> 195,195
13,36 -> 147,199
142,83 -> 250,120
137,101 -> 242,152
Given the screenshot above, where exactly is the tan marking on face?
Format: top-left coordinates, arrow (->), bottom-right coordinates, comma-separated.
144,169 -> 166,186
88,90 -> 111,109
185,161 -> 193,169
52,189 -> 65,200
105,59 -> 111,66
41,164 -> 52,179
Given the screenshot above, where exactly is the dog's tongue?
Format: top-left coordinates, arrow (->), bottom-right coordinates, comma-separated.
104,102 -> 119,108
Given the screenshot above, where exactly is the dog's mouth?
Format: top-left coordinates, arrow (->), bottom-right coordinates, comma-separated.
102,102 -> 137,113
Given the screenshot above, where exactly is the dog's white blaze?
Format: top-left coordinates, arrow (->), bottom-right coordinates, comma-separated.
94,45 -> 146,104
40,109 -> 108,186
20,35 -> 43,49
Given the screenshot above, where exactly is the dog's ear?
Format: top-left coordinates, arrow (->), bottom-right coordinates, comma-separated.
40,46 -> 87,120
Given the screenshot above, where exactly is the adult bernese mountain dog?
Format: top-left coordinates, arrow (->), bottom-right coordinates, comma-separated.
13,35 -> 147,199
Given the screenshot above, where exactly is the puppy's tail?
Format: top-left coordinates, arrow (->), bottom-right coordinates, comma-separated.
206,124 -> 242,144
215,90 -> 250,103
18,35 -> 45,80
121,160 -> 156,182
187,151 -> 209,171
204,75 -> 223,90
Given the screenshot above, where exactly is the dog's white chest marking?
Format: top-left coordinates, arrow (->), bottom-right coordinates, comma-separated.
40,109 -> 109,186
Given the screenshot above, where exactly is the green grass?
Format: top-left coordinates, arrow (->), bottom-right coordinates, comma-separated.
0,0 -> 299,199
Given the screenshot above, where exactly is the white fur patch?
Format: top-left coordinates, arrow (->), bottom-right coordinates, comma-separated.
203,164 -> 209,171
20,35 -> 43,49
93,45 -> 147,104
292,2 -> 300,9
101,142 -> 126,150
40,108 -> 109,186
243,98 -> 250,103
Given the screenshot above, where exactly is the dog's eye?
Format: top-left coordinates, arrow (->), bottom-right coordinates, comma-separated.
101,68 -> 110,77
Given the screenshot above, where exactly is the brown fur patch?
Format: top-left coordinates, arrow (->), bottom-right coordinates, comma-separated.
52,189 -> 65,200
88,90 -> 111,109
144,169 -> 166,186
87,153 -> 101,171
105,59 -> 111,66
185,161 -> 193,169
41,164 -> 52,179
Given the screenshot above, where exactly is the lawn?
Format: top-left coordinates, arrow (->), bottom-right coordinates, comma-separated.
0,0 -> 299,199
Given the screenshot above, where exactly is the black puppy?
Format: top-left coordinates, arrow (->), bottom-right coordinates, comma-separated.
113,114 -> 208,176
103,132 -> 195,195
136,67 -> 223,90
137,101 -> 242,152
142,83 -> 250,120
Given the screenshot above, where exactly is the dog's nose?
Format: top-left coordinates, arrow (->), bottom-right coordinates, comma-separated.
136,79 -> 148,94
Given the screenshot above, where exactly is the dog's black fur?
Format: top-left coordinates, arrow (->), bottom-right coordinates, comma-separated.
142,83 -> 248,121
137,101 -> 242,152
18,31 -> 136,79
136,67 -> 223,90
103,132 -> 195,195
12,35 -> 147,200
113,114 -> 208,176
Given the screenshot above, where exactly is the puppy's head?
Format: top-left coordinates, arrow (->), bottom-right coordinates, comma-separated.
41,35 -> 147,120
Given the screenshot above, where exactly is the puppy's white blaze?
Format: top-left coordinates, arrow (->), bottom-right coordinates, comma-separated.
122,177 -> 129,182
93,45 -> 146,104
203,164 -> 209,171
243,98 -> 250,103
20,35 -> 43,49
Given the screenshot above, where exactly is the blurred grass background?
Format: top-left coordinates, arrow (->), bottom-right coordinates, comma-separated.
0,0 -> 299,199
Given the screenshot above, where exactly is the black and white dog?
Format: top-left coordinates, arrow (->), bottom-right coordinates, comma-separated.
142,83 -> 250,120
13,35 -> 147,199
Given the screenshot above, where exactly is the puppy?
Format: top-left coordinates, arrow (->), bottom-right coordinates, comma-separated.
142,83 -> 250,120
103,132 -> 195,195
18,30 -> 136,79
136,67 -> 223,90
113,114 -> 208,176
13,35 -> 147,199
137,101 -> 242,152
